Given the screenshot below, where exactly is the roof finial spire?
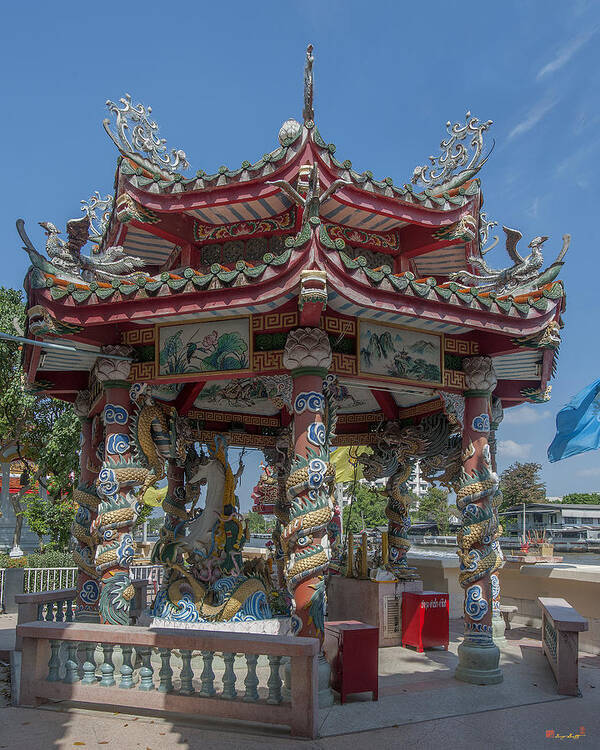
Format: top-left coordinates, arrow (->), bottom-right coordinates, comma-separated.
303,44 -> 314,124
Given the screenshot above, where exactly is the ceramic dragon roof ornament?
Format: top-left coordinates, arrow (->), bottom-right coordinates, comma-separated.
81,192 -> 114,243
302,44 -> 314,123
411,111 -> 494,193
17,216 -> 146,284
103,93 -> 190,175
450,226 -> 571,295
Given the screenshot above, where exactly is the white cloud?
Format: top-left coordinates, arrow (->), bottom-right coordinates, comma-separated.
498,440 -> 532,459
508,98 -> 558,140
537,29 -> 597,79
503,404 -> 551,426
576,467 -> 600,477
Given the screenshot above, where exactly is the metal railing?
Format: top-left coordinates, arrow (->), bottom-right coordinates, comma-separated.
24,567 -> 77,593
0,568 -> 5,610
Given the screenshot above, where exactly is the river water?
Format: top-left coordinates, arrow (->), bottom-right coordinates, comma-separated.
247,536 -> 600,566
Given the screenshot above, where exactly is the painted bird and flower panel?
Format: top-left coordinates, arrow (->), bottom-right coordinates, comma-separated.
157,316 -> 251,378
358,320 -> 443,386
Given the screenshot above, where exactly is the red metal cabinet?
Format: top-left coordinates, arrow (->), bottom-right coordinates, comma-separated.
324,620 -> 378,703
401,591 -> 449,652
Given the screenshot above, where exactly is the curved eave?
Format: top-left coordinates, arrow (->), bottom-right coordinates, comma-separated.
320,246 -> 565,337
112,125 -> 479,231
23,243 -> 311,326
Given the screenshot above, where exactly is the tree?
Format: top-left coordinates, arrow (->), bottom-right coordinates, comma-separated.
0,287 -> 80,550
244,511 -> 271,533
416,487 -> 453,534
499,462 -> 546,511
561,493 -> 600,505
19,494 -> 77,552
342,482 -> 387,533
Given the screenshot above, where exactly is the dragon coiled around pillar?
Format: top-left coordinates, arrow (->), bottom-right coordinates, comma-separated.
282,375 -> 339,635
71,483 -> 101,579
385,463 -> 414,566
455,442 -> 503,588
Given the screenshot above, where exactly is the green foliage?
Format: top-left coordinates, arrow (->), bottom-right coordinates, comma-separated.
19,494 -> 77,552
499,462 -> 546,511
0,551 -> 75,568
561,493 -> 600,505
342,482 -> 387,533
133,503 -> 153,530
146,514 -> 166,535
244,511 -> 271,533
416,487 -> 453,534
0,287 -> 80,546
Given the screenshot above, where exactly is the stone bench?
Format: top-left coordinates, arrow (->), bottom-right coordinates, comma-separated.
500,604 -> 518,631
538,597 -> 588,696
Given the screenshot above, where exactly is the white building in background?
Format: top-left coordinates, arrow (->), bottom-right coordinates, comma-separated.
406,461 -> 430,501
333,461 -> 430,511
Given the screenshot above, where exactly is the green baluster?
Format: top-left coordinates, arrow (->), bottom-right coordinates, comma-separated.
119,645 -> 134,689
158,649 -> 173,693
63,642 -> 80,683
81,644 -> 97,685
47,640 -> 61,682
266,655 -> 283,704
55,601 -> 64,623
65,601 -> 74,622
138,647 -> 155,691
37,605 -> 43,620
198,650 -> 215,697
45,603 -> 54,622
243,654 -> 259,702
100,644 -> 116,687
179,649 -> 195,696
221,653 -> 237,700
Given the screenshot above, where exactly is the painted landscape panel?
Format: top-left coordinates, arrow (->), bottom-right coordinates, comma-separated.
359,320 -> 442,385
158,317 -> 250,377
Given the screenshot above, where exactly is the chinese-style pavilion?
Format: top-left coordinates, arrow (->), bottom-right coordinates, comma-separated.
18,46 -> 568,685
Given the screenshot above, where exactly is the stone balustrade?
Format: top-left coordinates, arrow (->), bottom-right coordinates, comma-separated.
16,621 -> 319,738
539,596 -> 588,696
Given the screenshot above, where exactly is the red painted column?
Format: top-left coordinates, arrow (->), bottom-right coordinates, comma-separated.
455,356 -> 503,684
72,390 -> 101,622
282,328 -> 333,642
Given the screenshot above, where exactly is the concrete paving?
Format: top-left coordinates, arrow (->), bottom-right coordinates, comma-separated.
0,617 -> 598,748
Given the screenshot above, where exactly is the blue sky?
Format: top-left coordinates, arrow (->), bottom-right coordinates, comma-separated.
1,1 -> 599,504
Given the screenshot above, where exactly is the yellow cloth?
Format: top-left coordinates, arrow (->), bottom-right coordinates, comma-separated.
141,486 -> 168,507
330,446 -> 371,483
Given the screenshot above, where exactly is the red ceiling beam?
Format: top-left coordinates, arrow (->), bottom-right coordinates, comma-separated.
174,380 -> 206,415
371,389 -> 398,420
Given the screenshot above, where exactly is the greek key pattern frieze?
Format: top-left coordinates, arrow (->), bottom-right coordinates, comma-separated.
323,316 -> 356,337
121,328 -> 155,345
128,361 -> 156,382
187,409 -> 280,427
332,433 -> 379,446
331,352 -> 357,376
252,312 -> 298,332
337,412 -> 383,424
444,338 -> 479,355
443,370 -> 466,389
252,350 -> 285,372
187,430 -> 277,448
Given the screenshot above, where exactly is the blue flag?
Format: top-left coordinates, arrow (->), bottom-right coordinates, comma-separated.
548,378 -> 600,462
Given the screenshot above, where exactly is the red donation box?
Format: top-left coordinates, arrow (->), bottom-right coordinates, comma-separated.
324,620 -> 378,703
401,591 -> 449,652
